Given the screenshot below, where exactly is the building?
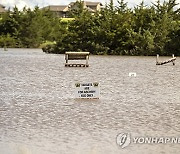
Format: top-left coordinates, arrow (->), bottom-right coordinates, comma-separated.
69,1 -> 103,13
0,4 -> 7,14
42,5 -> 69,17
42,1 -> 103,18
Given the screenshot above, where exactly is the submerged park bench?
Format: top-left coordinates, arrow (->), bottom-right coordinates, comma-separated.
65,52 -> 90,67
156,54 -> 176,65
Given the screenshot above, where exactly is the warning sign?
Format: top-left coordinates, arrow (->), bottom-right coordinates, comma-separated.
75,82 -> 100,99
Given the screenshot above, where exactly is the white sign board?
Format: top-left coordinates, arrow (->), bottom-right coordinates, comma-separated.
129,72 -> 137,77
75,82 -> 100,99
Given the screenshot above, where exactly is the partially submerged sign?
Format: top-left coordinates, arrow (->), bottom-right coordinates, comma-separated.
129,72 -> 137,77
75,82 -> 100,99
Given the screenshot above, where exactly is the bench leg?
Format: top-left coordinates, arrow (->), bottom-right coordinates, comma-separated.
86,55 -> 88,66
65,54 -> 68,64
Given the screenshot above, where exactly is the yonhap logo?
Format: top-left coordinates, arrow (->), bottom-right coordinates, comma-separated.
116,133 -> 180,149
116,133 -> 131,148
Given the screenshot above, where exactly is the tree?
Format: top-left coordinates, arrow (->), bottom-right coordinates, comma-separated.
0,34 -> 16,49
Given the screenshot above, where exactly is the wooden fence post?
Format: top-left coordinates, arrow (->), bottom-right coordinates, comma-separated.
156,54 -> 159,65
172,54 -> 175,65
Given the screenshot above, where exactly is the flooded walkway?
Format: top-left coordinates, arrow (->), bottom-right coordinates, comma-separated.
0,48 -> 180,154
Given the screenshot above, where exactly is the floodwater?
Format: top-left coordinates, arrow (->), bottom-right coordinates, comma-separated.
0,48 -> 180,154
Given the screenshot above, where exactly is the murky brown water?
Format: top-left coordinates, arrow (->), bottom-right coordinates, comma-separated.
0,48 -> 180,154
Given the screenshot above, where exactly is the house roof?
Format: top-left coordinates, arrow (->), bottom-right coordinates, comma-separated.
41,1 -> 103,13
86,7 -> 95,12
42,5 -> 69,12
85,1 -> 103,6
0,4 -> 5,8
69,1 -> 103,6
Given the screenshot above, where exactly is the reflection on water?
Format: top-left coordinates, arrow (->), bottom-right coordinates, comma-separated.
0,48 -> 180,154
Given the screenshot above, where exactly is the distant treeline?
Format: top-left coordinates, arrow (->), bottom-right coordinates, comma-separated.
0,0 -> 179,56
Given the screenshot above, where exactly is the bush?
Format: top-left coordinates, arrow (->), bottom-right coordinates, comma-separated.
0,34 -> 16,48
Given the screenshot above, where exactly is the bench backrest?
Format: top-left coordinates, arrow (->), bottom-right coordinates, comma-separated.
65,52 -> 89,60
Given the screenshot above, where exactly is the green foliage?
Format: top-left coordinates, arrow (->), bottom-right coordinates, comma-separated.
55,0 -> 180,56
42,43 -> 57,53
68,0 -> 85,17
0,0 -> 179,56
0,34 -> 16,47
164,20 -> 180,55
0,6 -> 62,48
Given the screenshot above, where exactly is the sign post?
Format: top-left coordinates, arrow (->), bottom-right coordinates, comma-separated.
75,82 -> 100,99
